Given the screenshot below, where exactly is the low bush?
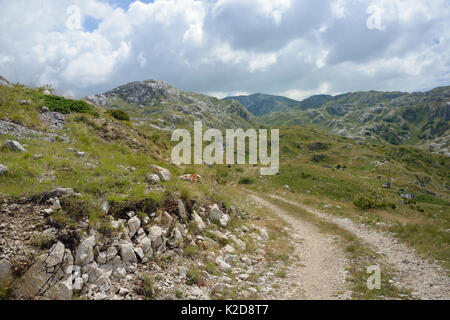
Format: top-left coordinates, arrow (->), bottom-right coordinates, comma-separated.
107,109 -> 130,121
353,189 -> 386,209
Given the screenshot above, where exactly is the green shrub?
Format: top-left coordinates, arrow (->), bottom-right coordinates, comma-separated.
353,190 -> 386,210
44,95 -> 98,115
186,268 -> 201,285
141,275 -> 157,299
238,177 -> 254,185
184,245 -> 199,258
108,109 -> 130,121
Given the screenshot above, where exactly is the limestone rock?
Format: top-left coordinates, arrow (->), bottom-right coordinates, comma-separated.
148,226 -> 164,250
127,216 -> 141,238
0,259 -> 12,283
152,165 -> 171,181
0,164 -> 7,175
120,243 -> 137,263
191,211 -> 206,234
209,204 -> 229,228
46,241 -> 66,268
147,174 -> 160,185
4,140 -> 27,152
75,236 -> 96,266
177,200 -> 187,222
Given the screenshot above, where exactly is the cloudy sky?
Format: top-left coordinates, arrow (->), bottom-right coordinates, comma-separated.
0,0 -> 449,99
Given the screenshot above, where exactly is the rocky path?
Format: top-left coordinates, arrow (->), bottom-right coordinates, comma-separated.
249,194 -> 350,300
269,194 -> 450,300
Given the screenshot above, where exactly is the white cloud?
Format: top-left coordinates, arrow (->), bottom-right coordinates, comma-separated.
0,0 -> 448,99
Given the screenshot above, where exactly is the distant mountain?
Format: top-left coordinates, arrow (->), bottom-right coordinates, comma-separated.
223,93 -> 303,116
86,80 -> 254,130
260,87 -> 450,156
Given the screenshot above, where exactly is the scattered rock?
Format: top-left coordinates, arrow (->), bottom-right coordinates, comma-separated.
75,236 -> 96,266
191,211 -> 206,233
0,164 -> 7,175
152,165 -> 171,181
120,243 -> 137,263
3,140 -> 27,152
148,226 -> 164,250
177,200 -> 187,222
146,174 -> 161,185
179,174 -> 202,183
127,216 -> 141,238
209,204 -> 229,228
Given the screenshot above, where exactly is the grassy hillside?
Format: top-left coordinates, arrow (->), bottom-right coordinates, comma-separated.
211,125 -> 450,269
260,87 -> 450,156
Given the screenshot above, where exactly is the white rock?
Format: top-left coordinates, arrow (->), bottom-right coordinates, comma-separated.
139,237 -> 153,256
51,199 -> 61,210
134,247 -> 144,260
215,257 -> 231,273
73,277 -> 84,291
112,263 -> 126,279
223,245 -> 236,254
75,236 -> 96,266
147,174 -> 161,185
148,226 -> 164,250
209,204 -> 229,228
106,247 -> 118,262
0,164 -> 7,175
152,165 -> 171,181
191,211 -> 206,233
120,243 -> 137,263
4,140 -> 27,152
46,241 -> 65,268
259,228 -> 269,241
127,216 -> 141,238
119,287 -> 129,296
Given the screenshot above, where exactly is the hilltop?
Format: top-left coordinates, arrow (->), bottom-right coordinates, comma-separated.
86,80 -> 255,131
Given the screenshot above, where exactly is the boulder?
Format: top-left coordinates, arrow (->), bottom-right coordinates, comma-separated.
14,254 -> 55,297
179,174 -> 202,183
46,275 -> 73,300
0,259 -> 12,283
73,277 -> 84,292
152,165 -> 171,181
191,211 -> 206,233
209,204 -> 229,228
148,226 -> 164,250
0,164 -> 7,175
120,243 -> 137,263
134,247 -> 145,260
127,216 -> 141,238
177,200 -> 188,222
147,174 -> 161,185
4,140 -> 27,152
75,236 -> 96,266
46,241 -> 66,268
139,237 -> 153,256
